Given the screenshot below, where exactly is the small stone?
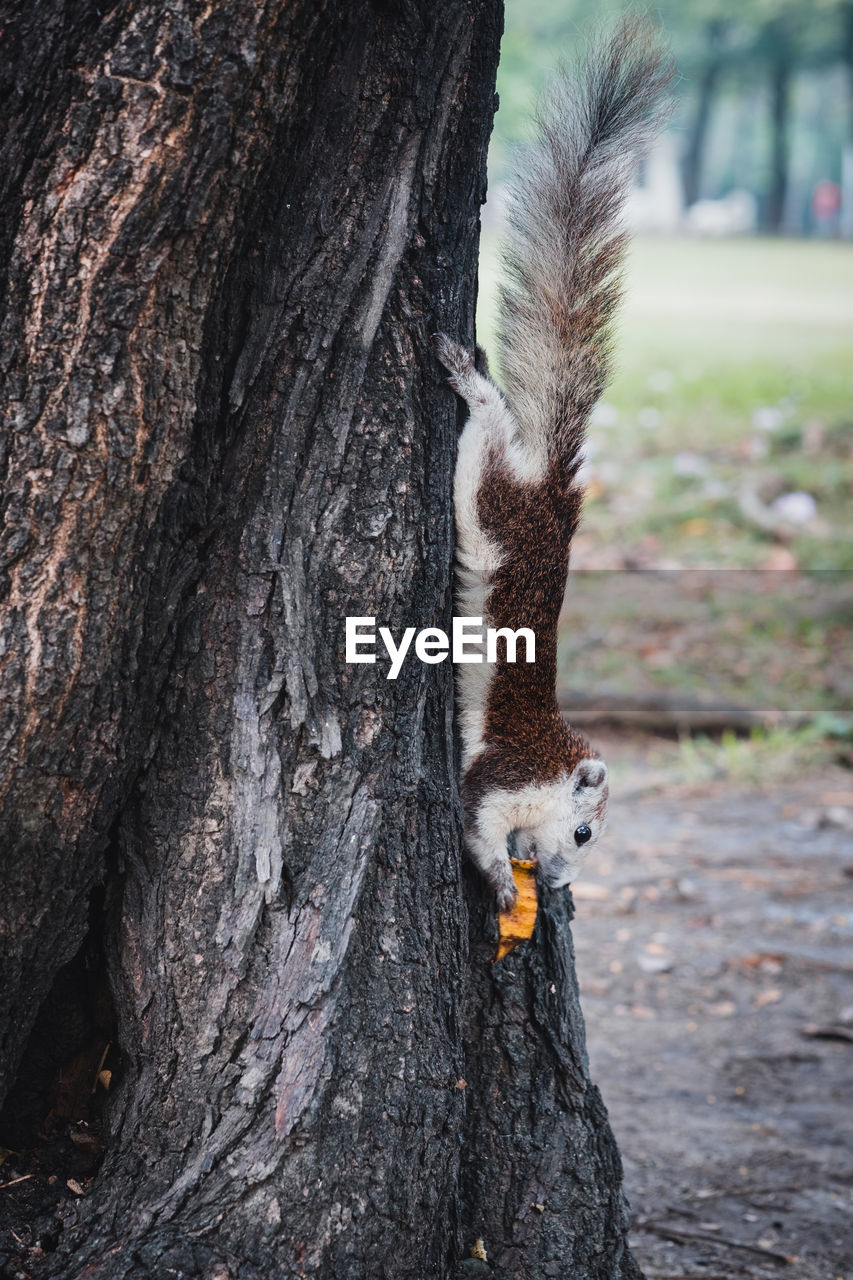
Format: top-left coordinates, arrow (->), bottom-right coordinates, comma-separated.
770,491 -> 817,524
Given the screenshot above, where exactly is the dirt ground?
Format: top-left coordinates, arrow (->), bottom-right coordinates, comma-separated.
575,730 -> 853,1280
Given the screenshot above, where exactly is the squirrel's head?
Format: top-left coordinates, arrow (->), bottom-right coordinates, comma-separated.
516,756 -> 608,889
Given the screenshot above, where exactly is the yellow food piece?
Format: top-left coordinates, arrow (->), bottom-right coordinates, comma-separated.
495,858 -> 538,960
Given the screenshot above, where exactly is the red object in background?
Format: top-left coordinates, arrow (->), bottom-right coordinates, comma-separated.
812,180 -> 841,220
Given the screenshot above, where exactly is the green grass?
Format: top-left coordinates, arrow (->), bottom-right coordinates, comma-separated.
672,723 -> 844,790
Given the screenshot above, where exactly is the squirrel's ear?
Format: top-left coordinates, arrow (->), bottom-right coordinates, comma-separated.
571,758 -> 607,795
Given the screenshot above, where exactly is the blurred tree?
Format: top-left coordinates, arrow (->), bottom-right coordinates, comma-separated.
682,18 -> 729,206
755,11 -> 797,230
665,0 -> 848,226
843,1 -> 853,139
495,0 -> 850,232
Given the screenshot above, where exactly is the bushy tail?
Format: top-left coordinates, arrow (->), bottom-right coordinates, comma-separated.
497,17 -> 673,471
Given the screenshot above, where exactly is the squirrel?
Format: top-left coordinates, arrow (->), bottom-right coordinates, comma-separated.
435,20 -> 672,912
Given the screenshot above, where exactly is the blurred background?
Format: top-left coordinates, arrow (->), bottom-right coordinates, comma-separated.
477,5 -> 853,1276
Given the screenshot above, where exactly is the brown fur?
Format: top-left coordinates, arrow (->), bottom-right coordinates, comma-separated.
462,453 -> 595,818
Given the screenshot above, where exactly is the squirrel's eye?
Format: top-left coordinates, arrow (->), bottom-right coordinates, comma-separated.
574,824 -> 592,846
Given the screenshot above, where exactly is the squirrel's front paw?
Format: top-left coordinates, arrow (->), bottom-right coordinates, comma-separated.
489,861 -> 518,915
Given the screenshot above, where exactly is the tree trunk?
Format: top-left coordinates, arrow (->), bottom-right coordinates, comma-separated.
766,49 -> 792,232
841,1 -> 853,241
842,1 -> 853,144
0,3 -> 641,1277
681,20 -> 725,208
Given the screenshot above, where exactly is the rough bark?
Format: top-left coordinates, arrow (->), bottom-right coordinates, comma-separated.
0,2 -> 641,1276
458,880 -> 638,1279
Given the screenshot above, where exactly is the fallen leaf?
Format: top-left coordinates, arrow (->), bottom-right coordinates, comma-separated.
729,952 -> 785,972
69,1130 -> 100,1150
580,979 -> 613,997
755,988 -> 782,1008
571,882 -> 611,901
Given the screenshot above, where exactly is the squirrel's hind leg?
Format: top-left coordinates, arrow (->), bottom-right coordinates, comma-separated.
433,333 -> 497,406
434,333 -> 543,487
433,332 -> 516,468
